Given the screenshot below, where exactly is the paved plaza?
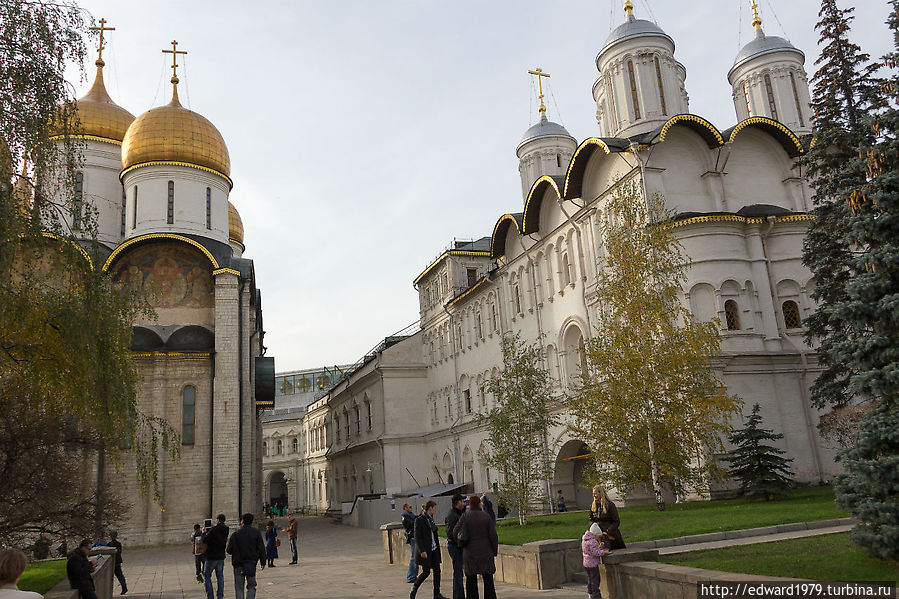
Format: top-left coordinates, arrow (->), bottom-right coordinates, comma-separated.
121,516 -> 588,599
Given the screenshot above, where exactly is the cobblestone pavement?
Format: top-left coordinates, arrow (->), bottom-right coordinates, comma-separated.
121,516 -> 588,599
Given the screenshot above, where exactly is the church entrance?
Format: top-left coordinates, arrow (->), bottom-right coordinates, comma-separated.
552,440 -> 592,510
269,471 -> 288,507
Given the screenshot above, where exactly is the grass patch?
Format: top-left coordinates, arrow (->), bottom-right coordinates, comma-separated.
490,486 -> 846,546
18,559 -> 67,595
660,532 -> 899,582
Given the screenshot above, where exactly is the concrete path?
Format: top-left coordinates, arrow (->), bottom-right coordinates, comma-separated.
657,524 -> 852,555
121,517 -> 589,599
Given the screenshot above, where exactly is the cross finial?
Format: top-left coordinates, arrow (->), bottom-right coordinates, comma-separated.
89,18 -> 115,66
750,1 -> 763,32
162,40 -> 188,85
528,68 -> 551,117
624,0 -> 635,17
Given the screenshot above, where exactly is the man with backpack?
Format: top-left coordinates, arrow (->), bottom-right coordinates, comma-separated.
226,513 -> 266,599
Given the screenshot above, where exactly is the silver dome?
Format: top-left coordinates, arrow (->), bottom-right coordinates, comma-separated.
517,116 -> 574,151
599,15 -> 674,57
730,30 -> 804,77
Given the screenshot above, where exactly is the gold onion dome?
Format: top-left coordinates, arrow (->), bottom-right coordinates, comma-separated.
121,84 -> 231,179
228,201 -> 244,246
55,61 -> 135,142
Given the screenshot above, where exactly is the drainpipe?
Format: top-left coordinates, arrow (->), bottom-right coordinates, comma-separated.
238,279 -> 244,515
444,302 -> 463,486
554,199 -> 594,338
209,353 -> 215,519
760,216 -> 823,482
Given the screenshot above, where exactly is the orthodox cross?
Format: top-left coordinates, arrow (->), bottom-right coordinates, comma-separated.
624,0 -> 634,17
750,1 -> 763,31
162,40 -> 188,83
89,18 -> 115,64
528,68 -> 551,117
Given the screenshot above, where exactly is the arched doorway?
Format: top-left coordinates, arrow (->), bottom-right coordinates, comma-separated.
269,471 -> 288,507
553,440 -> 592,509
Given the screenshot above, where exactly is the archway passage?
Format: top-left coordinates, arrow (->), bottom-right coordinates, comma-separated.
269,471 -> 288,506
553,440 -> 592,510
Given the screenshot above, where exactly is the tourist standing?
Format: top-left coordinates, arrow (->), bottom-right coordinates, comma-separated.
226,514 -> 266,599
32,535 -> 51,561
107,531 -> 127,595
191,524 -> 206,583
444,495 -> 466,599
410,500 -> 447,599
66,540 -> 96,599
56,538 -> 67,559
281,513 -> 298,565
557,490 -> 567,512
201,514 -> 229,599
582,523 -> 609,599
263,522 -> 278,567
401,503 -> 418,583
456,495 -> 498,599
479,492 -> 495,522
589,486 -> 625,549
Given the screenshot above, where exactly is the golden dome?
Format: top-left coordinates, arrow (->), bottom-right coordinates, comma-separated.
228,201 -> 244,246
54,62 -> 135,143
121,85 -> 230,179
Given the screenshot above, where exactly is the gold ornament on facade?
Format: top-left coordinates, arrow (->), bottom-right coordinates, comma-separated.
121,41 -> 231,179
228,201 -> 244,246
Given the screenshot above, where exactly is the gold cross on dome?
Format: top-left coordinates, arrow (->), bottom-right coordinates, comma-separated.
750,1 -> 763,31
162,40 -> 188,83
89,18 -> 115,64
528,68 -> 551,117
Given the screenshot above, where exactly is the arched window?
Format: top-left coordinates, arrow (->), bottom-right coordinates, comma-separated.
512,280 -> 521,315
654,56 -> 667,115
366,401 -> 372,430
182,385 -> 196,445
354,406 -> 360,434
263,441 -> 268,457
783,300 -> 802,329
561,252 -> 571,287
167,180 -> 175,224
292,438 -> 298,454
556,154 -> 561,168
475,309 -> 483,339
73,172 -> 83,230
206,187 -> 212,229
764,74 -> 778,120
120,187 -> 127,236
489,302 -> 498,332
335,415 -> 341,442
743,82 -> 752,117
627,60 -> 641,120
724,300 -> 741,330
790,72 -> 805,127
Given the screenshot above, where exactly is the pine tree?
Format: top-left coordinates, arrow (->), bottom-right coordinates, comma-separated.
833,401 -> 899,562
723,404 -> 794,501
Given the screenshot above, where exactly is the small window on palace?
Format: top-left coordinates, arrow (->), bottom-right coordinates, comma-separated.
120,186 -> 127,236
490,303 -> 498,332
627,60 -> 641,120
182,385 -> 196,445
263,441 -> 268,456
277,439 -> 283,455
724,300 -> 741,330
464,389 -> 471,413
132,185 -> 138,229
561,253 -> 572,286
72,172 -> 83,230
292,438 -> 298,454
206,187 -> 212,229
467,268 -> 478,288
475,310 -> 483,339
366,402 -> 372,430
513,283 -> 522,315
556,154 -> 561,168
354,406 -> 360,434
783,300 -> 802,329
764,74 -> 778,121
167,181 -> 175,224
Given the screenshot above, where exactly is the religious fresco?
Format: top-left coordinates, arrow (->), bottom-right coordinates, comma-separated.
111,242 -> 214,309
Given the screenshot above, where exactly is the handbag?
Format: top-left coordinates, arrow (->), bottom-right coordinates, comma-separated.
454,518 -> 469,549
275,538 -> 281,547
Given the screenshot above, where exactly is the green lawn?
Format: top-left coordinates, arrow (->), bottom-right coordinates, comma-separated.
18,559 -> 67,595
661,532 -> 898,582
486,486 -> 846,546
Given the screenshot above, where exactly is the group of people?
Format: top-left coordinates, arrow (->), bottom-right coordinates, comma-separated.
400,485 -> 625,599
191,511 -> 299,599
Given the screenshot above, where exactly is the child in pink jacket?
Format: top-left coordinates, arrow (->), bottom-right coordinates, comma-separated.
582,523 -> 610,599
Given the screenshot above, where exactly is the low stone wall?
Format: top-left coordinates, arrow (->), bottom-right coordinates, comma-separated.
628,518 -> 854,550
45,547 -> 116,599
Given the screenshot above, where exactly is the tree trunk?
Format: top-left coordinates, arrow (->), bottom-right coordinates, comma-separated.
646,427 -> 665,511
95,445 -> 106,532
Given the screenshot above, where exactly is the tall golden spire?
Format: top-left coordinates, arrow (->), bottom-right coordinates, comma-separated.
89,18 -> 115,67
624,0 -> 635,17
750,1 -> 763,32
162,40 -> 187,105
528,68 -> 551,118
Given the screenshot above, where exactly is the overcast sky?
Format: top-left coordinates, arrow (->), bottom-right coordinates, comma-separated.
71,0 -> 893,371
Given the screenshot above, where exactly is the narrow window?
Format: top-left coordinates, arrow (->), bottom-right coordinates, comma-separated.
562,253 -> 571,286
654,56 -> 667,115
490,303 -> 497,332
263,442 -> 268,457
292,438 -> 298,454
556,154 -> 561,168
182,385 -> 196,445
206,187 -> 212,229
132,186 -> 138,228
513,282 -> 521,315
790,72 -> 805,127
72,172 -> 83,230
764,74 -> 778,120
120,186 -> 127,236
724,300 -> 741,330
627,60 -> 641,120
366,402 -> 372,430
354,406 -> 360,434
475,310 -> 483,339
606,72 -> 619,127
167,180 -> 174,224
277,439 -> 283,454
467,268 -> 478,288
783,300 -> 802,329
743,82 -> 752,117
464,389 -> 471,414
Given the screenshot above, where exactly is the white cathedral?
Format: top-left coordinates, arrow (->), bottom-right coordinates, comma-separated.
20,29 -> 274,544
264,1 -> 840,514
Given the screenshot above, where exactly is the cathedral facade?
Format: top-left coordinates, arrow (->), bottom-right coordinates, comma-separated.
38,32 -> 273,544
272,4 -> 840,514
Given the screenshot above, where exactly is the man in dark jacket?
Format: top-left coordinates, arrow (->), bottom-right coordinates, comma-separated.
201,514 -> 229,599
444,494 -> 466,599
480,491 -> 496,522
67,539 -> 96,599
402,503 -> 419,583
411,501 -> 447,599
226,513 -> 266,599
107,530 -> 127,595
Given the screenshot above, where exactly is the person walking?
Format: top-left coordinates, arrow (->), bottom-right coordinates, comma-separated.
226,513 -> 266,599
479,492 -> 495,522
191,524 -> 206,584
0,548 -> 43,599
201,514 -> 229,599
589,486 -> 625,550
444,495 -> 465,599
456,495 -> 498,599
410,501 -> 447,599
281,513 -> 298,565
107,531 -> 127,595
66,540 -> 96,599
401,503 -> 419,583
263,522 -> 278,567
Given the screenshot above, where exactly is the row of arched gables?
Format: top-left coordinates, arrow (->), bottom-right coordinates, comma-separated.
490,114 -> 806,260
